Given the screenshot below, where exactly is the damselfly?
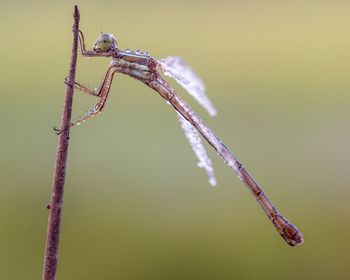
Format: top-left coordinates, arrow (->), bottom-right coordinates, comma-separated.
59,30 -> 303,246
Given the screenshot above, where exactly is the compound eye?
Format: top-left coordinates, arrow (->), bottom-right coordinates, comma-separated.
99,39 -> 112,51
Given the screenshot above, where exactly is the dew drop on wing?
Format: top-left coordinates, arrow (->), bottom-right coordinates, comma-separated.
158,56 -> 217,117
177,113 -> 217,186
209,177 -> 217,187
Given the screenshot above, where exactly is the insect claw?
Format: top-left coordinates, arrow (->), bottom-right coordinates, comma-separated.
53,126 -> 61,135
64,77 -> 74,87
53,125 -> 67,135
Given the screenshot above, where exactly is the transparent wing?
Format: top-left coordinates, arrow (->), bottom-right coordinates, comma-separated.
159,56 -> 217,117
177,113 -> 217,186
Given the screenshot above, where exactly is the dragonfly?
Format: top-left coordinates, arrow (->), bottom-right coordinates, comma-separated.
59,30 -> 304,246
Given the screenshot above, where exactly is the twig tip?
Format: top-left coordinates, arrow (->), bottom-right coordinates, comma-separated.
74,5 -> 80,19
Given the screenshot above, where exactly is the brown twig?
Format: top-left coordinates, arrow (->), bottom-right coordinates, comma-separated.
42,6 -> 80,280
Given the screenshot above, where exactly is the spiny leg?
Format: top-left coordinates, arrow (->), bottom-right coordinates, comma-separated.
55,65 -> 118,135
70,64 -> 118,127
65,77 -> 100,97
78,30 -> 98,57
78,30 -> 88,55
70,95 -> 107,129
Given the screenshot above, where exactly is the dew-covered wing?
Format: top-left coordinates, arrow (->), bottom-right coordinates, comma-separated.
177,113 -> 217,186
159,56 -> 217,117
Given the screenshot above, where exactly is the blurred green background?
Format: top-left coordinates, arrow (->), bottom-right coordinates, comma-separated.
1,0 -> 349,279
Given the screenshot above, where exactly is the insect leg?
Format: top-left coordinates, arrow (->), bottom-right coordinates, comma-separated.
55,65 -> 118,135
65,77 -> 99,96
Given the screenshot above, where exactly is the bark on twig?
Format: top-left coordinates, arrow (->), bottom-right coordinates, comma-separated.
42,5 -> 80,280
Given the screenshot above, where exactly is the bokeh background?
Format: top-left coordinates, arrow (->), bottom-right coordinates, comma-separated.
1,0 -> 349,279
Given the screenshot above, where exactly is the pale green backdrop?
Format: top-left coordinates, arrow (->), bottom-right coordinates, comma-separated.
1,0 -> 349,279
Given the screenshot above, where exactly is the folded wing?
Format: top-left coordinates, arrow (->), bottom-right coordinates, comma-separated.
159,56 -> 217,117
177,113 -> 217,186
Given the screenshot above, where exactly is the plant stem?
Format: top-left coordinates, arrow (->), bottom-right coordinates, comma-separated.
42,5 -> 80,280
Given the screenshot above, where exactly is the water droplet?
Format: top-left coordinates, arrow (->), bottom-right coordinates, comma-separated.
209,178 -> 217,187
